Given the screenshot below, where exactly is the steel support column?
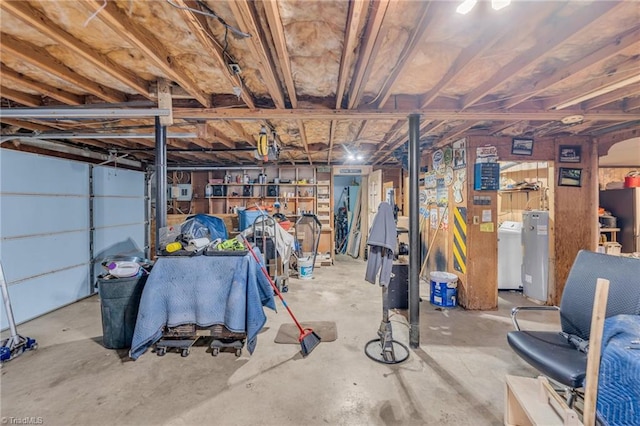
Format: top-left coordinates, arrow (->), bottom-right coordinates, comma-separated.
154,117 -> 167,255
408,113 -> 421,348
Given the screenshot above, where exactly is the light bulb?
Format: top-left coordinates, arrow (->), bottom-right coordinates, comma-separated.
356,154 -> 363,161
491,0 -> 511,11
456,0 -> 477,14
348,154 -> 355,161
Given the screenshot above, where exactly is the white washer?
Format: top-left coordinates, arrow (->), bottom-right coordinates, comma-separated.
498,221 -> 523,290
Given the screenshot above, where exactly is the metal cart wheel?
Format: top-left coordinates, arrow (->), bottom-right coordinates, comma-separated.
156,347 -> 166,356
212,347 -> 219,356
181,348 -> 189,357
235,348 -> 242,357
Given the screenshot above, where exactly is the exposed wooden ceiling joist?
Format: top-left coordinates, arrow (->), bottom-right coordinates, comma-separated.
174,0 -> 256,109
461,1 -> 622,110
83,0 -> 212,107
374,119 -> 446,164
420,2 -> 557,109
1,33 -> 127,103
226,120 -> 255,147
373,1 -> 435,109
262,0 -> 296,108
347,0 -> 390,109
0,0 -> 151,98
336,0 -> 368,109
1,67 -> 84,105
584,82 -> 640,111
174,107 -> 634,121
0,86 -> 41,107
297,119 -> 313,165
503,25 -> 640,109
227,0 -> 286,108
544,59 -> 640,110
625,96 -> 640,112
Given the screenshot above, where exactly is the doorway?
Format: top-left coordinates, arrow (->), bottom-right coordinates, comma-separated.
497,161 -> 553,303
333,175 -> 362,256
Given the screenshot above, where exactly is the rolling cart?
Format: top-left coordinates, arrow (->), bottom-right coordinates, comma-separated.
155,324 -> 199,357
252,215 -> 289,292
209,324 -> 246,357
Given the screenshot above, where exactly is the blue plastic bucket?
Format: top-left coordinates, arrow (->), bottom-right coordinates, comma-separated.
429,271 -> 458,307
299,257 -> 313,280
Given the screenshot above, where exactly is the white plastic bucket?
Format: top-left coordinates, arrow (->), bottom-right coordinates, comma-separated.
429,271 -> 458,307
299,257 -> 313,280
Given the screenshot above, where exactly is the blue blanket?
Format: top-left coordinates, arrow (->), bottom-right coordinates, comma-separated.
129,252 -> 275,360
596,315 -> 640,426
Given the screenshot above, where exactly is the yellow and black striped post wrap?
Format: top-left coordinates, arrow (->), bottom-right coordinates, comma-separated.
453,207 -> 467,274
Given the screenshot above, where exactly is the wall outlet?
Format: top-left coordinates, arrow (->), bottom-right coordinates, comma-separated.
473,216 -> 480,225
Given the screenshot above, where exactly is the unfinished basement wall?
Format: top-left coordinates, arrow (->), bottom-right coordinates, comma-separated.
421,135 -> 597,309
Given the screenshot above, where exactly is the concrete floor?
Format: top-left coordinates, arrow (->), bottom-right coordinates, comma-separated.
1,255 -> 559,425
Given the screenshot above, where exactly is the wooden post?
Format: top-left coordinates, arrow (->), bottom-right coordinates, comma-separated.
583,278 -> 610,426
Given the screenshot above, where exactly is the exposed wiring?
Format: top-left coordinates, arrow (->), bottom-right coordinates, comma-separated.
165,0 -> 251,39
83,0 -> 106,27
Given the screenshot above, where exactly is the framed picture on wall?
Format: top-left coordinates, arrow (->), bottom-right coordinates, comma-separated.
452,138 -> 467,169
558,167 -> 582,187
559,145 -> 581,163
512,138 -> 534,156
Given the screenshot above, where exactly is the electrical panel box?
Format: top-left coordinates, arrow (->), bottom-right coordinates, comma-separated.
169,184 -> 193,201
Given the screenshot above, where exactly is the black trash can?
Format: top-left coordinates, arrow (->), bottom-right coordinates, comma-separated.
97,274 -> 147,349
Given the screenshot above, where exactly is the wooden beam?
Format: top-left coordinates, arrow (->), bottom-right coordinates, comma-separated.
174,0 -> 256,109
228,0 -> 286,109
374,120 -> 446,164
1,67 -> 84,105
347,0 -> 391,109
207,124 -> 236,149
157,79 -> 173,126
504,26 -> 640,109
174,107 -> 634,121
262,0 -> 296,108
1,34 -> 127,103
297,120 -> 312,164
327,120 -> 337,164
544,59 -> 640,110
84,0 -> 211,107
624,95 -> 640,112
420,2 -> 556,109
461,1 -> 622,109
371,120 -> 407,156
336,0 -> 368,109
376,1 -> 440,109
225,120 -> 255,146
0,86 -> 42,107
583,82 -> 640,110
0,118 -> 58,132
1,0 -> 150,97
441,121 -> 483,144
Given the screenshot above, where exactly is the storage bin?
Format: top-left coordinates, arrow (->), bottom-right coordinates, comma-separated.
97,274 -> 147,349
238,210 -> 267,231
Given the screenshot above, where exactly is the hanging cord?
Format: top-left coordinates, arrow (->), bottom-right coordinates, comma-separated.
165,0 -> 251,39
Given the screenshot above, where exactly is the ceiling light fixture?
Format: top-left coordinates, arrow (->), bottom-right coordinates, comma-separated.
456,0 -> 477,14
560,115 -> 584,125
491,0 -> 511,11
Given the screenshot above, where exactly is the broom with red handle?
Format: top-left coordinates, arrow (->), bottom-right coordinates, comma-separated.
239,235 -> 321,356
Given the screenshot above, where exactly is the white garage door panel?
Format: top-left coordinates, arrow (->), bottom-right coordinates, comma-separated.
1,150 -> 88,195
92,197 -> 144,228
93,167 -> 144,197
1,231 -> 90,283
1,195 -> 88,238
0,265 -> 90,329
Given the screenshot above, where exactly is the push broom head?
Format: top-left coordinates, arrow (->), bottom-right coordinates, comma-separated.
299,328 -> 321,357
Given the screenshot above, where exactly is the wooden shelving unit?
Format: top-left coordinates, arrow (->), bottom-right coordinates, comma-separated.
166,165 -> 334,261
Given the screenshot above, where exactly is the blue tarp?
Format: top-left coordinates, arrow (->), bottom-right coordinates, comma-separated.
129,251 -> 275,360
181,214 -> 228,241
596,314 -> 640,425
